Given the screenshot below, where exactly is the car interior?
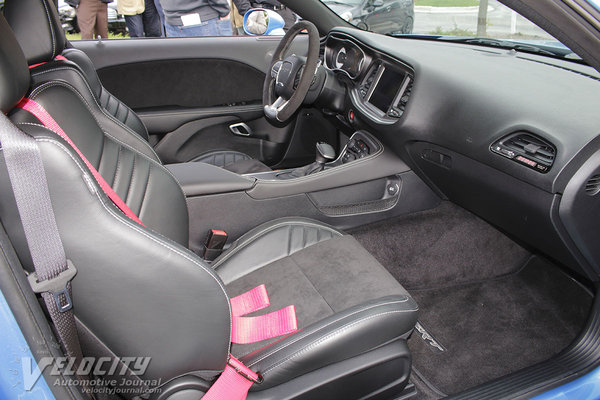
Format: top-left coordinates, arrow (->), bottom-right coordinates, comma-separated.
0,0 -> 599,399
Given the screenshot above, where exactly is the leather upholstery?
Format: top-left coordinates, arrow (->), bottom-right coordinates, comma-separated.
243,296 -> 417,390
0,12 -> 418,398
218,229 -> 419,389
192,150 -> 254,166
214,217 -> 344,284
193,150 -> 271,174
3,0 -> 265,173
62,48 -> 150,142
3,0 -> 67,65
0,17 -> 29,113
28,62 -> 160,162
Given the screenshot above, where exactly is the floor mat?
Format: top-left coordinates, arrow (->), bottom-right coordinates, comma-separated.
408,257 -> 593,395
350,202 -> 531,290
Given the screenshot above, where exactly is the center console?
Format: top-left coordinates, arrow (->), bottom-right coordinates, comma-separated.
246,131 -> 382,181
166,131 -> 440,254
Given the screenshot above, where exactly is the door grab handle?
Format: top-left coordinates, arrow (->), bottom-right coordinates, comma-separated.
229,122 -> 253,137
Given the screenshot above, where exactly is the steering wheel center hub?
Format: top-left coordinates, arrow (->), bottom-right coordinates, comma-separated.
275,55 -> 304,99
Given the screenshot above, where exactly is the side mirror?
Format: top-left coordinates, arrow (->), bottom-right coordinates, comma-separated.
243,8 -> 285,36
372,0 -> 384,7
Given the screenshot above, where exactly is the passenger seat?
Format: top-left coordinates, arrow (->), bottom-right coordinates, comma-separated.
3,0 -> 271,174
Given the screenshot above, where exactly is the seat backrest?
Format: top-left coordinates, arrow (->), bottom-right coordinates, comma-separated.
4,0 -> 151,142
0,14 -> 231,388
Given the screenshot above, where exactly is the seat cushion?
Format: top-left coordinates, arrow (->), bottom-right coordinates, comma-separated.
214,218 -> 418,390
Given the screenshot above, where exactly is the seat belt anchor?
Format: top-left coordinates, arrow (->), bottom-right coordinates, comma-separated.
28,260 -> 77,312
227,355 -> 263,384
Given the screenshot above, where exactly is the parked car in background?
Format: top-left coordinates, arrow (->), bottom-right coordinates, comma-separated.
323,0 -> 414,34
58,0 -> 79,33
107,0 -> 127,34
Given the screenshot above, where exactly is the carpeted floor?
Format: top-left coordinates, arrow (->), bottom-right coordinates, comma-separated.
350,202 -> 531,290
408,257 -> 592,395
351,202 -> 593,397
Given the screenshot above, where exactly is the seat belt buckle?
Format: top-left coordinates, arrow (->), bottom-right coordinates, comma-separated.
28,260 -> 77,312
227,355 -> 263,384
202,229 -> 228,261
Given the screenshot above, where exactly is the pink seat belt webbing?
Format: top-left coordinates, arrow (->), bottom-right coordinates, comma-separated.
230,285 -> 298,344
202,285 -> 298,399
230,284 -> 270,316
16,98 -> 145,226
232,305 -> 298,344
202,355 -> 261,400
29,54 -> 69,69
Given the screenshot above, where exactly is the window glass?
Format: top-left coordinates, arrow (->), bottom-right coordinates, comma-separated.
59,0 -> 299,40
322,0 -> 579,59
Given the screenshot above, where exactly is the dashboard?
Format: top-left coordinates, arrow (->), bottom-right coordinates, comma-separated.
325,35 -> 414,123
322,28 -> 600,281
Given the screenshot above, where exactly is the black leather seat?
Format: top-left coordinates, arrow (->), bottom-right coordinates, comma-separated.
0,13 -> 418,400
3,0 -> 271,175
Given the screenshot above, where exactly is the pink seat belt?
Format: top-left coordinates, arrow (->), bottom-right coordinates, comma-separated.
203,285 -> 298,399
202,355 -> 262,400
16,98 -> 145,226
29,54 -> 68,69
230,284 -> 298,344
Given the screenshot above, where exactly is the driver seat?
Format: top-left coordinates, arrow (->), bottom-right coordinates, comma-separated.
0,13 -> 418,400
3,0 -> 271,174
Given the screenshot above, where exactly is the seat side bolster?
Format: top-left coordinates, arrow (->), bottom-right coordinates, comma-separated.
213,218 -> 345,285
0,129 -> 231,384
239,295 -> 418,391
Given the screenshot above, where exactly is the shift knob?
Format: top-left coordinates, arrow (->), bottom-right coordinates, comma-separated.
315,142 -> 336,165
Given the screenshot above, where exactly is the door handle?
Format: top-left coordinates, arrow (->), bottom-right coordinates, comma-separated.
229,122 -> 253,137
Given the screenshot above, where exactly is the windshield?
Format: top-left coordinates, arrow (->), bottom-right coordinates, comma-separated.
322,0 -> 581,61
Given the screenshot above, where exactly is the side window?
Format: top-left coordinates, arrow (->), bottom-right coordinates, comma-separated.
62,0 -> 299,40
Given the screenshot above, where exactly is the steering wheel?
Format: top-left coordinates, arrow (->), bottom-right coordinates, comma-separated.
263,20 -> 321,123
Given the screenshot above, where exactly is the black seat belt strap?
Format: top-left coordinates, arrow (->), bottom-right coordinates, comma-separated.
0,112 -> 83,361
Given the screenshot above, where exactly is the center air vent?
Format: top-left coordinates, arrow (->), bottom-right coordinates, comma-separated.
585,174 -> 600,196
491,132 -> 556,173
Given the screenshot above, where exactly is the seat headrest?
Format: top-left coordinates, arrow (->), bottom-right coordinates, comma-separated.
0,16 -> 30,114
3,0 -> 67,65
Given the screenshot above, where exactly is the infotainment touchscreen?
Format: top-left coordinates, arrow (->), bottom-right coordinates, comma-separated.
368,67 -> 405,113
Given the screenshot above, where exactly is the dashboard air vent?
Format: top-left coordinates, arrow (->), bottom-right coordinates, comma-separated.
491,132 -> 556,173
585,174 -> 600,196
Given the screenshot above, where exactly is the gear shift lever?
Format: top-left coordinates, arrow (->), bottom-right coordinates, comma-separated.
285,142 -> 336,178
315,142 -> 336,168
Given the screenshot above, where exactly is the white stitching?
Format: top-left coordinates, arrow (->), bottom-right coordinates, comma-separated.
212,220 -> 343,269
31,67 -> 159,161
104,131 -> 188,203
34,137 -> 233,355
245,298 -> 411,366
39,0 -> 56,58
29,81 -> 186,199
262,309 -> 416,375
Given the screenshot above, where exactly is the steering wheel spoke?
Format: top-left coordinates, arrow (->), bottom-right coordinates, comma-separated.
264,96 -> 289,122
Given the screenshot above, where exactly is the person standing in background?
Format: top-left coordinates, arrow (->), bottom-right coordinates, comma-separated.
154,0 -> 167,36
230,0 -> 245,35
119,0 -> 162,37
159,0 -> 232,37
77,0 -> 109,39
234,0 -> 296,30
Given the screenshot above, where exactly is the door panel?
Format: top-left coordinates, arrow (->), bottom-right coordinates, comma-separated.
96,58 -> 264,109
72,36 -> 319,166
